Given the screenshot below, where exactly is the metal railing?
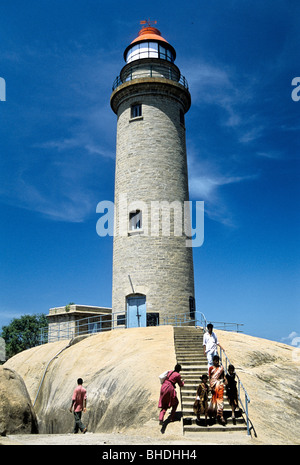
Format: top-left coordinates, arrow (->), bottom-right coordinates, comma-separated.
198,312 -> 244,333
218,347 -> 253,436
112,63 -> 189,91
40,310 -> 198,344
40,310 -> 244,345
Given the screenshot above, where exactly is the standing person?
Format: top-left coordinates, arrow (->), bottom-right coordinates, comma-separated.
193,374 -> 209,426
225,364 -> 239,424
69,378 -> 87,434
208,355 -> 227,425
158,364 -> 184,424
203,323 -> 224,370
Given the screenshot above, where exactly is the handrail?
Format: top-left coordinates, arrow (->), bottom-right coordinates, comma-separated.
219,347 -> 252,435
39,310 -> 244,344
198,312 -> 243,333
112,65 -> 189,92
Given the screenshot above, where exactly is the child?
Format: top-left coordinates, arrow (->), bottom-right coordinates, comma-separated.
225,364 -> 238,423
193,374 -> 209,426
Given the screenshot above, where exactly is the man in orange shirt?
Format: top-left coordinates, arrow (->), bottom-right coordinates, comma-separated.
70,378 -> 87,434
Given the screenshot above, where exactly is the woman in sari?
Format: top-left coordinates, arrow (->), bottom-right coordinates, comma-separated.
158,364 -> 184,424
208,355 -> 227,425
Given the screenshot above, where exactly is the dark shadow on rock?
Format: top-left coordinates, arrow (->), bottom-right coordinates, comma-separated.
160,411 -> 182,434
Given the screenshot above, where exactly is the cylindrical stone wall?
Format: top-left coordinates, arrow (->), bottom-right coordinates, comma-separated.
111,78 -> 195,326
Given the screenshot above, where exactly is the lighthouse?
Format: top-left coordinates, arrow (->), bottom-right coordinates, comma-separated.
110,22 -> 195,328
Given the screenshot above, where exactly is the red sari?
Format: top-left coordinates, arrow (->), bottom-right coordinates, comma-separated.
208,365 -> 225,418
158,371 -> 184,422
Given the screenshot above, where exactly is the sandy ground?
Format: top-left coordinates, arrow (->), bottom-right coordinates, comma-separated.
0,430 -> 255,446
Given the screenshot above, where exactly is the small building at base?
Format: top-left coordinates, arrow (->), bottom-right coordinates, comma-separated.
46,305 -> 112,342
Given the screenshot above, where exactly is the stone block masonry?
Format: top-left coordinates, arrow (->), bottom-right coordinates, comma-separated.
111,79 -> 195,323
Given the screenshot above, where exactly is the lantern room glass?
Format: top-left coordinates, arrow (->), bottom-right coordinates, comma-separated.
126,41 -> 174,63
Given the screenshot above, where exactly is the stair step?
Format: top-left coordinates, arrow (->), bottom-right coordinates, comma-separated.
183,423 -> 248,433
181,401 -> 232,410
179,367 -> 208,372
179,362 -> 207,366
181,403 -> 233,413
183,414 -> 245,425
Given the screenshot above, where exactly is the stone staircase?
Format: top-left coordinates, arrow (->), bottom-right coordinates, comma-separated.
174,326 -> 248,434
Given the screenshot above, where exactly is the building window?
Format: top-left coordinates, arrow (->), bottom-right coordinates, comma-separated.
117,314 -> 126,326
131,103 -> 142,118
129,210 -> 142,230
147,313 -> 159,327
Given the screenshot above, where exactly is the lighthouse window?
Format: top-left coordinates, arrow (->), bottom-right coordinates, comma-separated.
180,109 -> 185,125
189,296 -> 196,320
129,210 -> 142,230
158,45 -> 174,62
131,103 -> 142,118
149,42 -> 158,58
127,44 -> 139,62
139,43 -> 149,59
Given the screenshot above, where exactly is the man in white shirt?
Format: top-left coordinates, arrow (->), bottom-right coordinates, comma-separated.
203,323 -> 224,370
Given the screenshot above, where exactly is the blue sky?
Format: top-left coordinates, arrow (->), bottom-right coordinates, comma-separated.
0,0 -> 299,345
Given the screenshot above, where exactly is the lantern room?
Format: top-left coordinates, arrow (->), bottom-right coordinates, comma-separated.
123,24 -> 176,64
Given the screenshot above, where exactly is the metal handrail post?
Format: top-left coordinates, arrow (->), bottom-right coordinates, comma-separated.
245,392 -> 250,435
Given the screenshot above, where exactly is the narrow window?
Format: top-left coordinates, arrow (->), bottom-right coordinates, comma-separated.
159,45 -> 167,60
189,296 -> 196,320
131,103 -> 142,118
129,210 -> 142,230
180,109 -> 185,125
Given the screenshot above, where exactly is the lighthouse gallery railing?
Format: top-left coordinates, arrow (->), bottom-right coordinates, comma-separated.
112,63 -> 189,92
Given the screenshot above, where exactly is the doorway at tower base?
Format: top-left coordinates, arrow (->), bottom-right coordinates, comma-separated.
125,294 -> 159,328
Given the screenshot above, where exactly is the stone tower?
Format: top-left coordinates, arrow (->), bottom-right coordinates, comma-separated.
110,23 -> 195,328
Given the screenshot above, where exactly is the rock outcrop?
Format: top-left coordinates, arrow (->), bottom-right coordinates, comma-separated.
4,326 -> 177,435
0,366 -> 38,435
3,325 -> 300,444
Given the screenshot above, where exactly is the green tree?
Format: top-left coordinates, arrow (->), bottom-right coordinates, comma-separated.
0,314 -> 48,359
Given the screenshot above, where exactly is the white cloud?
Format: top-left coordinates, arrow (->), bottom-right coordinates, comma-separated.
189,172 -> 255,227
238,126 -> 264,143
183,61 -> 243,126
187,145 -> 258,226
34,135 -> 115,160
183,58 -> 268,146
281,332 -> 300,347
